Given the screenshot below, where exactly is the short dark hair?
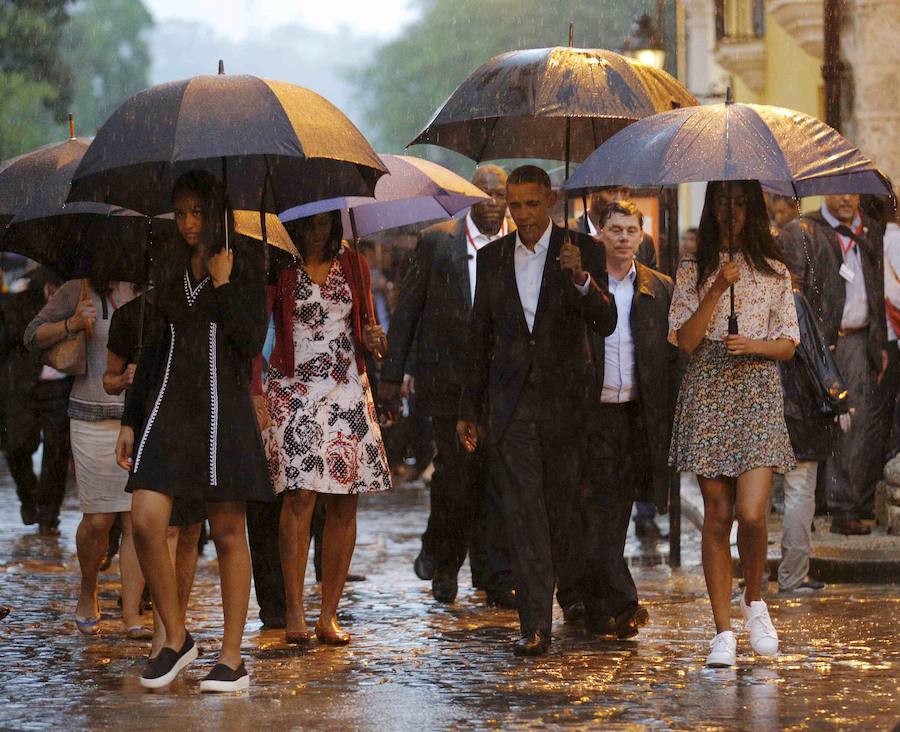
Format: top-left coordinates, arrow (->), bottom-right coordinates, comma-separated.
507,165 -> 551,190
768,193 -> 796,206
599,200 -> 644,230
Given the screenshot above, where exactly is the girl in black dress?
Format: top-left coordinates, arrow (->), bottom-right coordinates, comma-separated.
116,170 -> 271,692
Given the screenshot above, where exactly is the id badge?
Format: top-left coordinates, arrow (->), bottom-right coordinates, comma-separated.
839,263 -> 855,283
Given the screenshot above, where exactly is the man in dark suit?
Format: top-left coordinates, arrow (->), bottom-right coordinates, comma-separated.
380,164 -> 515,605
785,194 -> 887,535
458,165 -> 617,656
0,265 -> 71,535
571,186 -> 657,270
581,201 -> 675,639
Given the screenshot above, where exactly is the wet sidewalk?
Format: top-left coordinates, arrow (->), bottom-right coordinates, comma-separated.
0,469 -> 897,730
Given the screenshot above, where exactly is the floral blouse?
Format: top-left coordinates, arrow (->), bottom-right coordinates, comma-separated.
668,254 -> 800,346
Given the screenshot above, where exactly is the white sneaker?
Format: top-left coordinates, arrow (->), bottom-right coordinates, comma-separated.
706,630 -> 737,667
741,594 -> 779,656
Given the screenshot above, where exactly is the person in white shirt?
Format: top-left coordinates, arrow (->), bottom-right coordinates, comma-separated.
457,165 -> 617,656
580,201 -> 675,640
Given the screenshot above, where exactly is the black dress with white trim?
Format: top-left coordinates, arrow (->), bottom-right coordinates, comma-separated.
124,236 -> 273,503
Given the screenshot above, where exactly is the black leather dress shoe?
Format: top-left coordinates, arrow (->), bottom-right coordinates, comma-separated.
829,518 -> 871,535
20,503 -> 38,526
432,572 -> 457,604
585,614 -> 615,636
513,631 -> 550,657
486,587 -> 517,609
413,551 -> 435,581
562,601 -> 586,625
612,604 -> 650,639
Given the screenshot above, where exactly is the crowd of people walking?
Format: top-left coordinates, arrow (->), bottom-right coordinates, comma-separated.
0,158 -> 896,689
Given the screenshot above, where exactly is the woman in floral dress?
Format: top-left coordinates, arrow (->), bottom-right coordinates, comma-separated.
668,180 -> 799,668
252,211 -> 390,646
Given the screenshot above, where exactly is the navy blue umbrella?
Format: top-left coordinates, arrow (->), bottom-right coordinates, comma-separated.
564,96 -> 891,197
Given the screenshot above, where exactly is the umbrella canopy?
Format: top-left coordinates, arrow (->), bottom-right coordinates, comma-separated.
279,154 -> 488,238
0,137 -> 298,281
67,73 -> 388,216
563,100 -> 892,197
408,47 -> 698,162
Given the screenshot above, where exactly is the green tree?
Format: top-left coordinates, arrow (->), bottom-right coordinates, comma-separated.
0,0 -> 72,159
61,0 -> 154,136
356,0 -> 658,160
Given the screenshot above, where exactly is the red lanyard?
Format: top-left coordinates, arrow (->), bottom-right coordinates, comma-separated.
839,220 -> 864,256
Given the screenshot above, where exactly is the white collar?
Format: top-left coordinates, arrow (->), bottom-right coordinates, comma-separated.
609,260 -> 637,284
586,214 -> 598,236
466,211 -> 506,242
515,220 -> 553,254
820,203 -> 861,232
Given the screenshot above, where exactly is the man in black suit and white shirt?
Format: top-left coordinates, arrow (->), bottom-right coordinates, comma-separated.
380,165 -> 514,606
457,165 -> 617,656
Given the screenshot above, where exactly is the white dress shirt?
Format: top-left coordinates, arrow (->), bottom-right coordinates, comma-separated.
602,261 -> 637,403
466,213 -> 506,305
821,204 -> 869,330
514,221 -> 591,332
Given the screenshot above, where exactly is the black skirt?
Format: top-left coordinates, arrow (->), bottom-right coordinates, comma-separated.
125,238 -> 273,504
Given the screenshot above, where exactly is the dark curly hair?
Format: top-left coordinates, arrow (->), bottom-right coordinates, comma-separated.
696,180 -> 786,287
283,210 -> 344,261
171,169 -> 235,259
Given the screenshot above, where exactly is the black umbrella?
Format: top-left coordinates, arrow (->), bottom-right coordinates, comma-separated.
564,89 -> 895,332
408,27 -> 697,232
67,64 -> 387,218
0,122 -> 299,281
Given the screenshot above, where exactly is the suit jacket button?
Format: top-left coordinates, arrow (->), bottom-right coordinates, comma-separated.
529,339 -> 536,346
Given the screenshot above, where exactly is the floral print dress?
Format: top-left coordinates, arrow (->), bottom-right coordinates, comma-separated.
263,260 -> 391,495
667,254 -> 800,477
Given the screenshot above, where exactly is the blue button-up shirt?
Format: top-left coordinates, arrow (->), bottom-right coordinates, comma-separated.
601,261 -> 637,403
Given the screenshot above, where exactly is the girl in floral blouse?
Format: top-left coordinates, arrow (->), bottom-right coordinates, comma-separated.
668,180 -> 800,668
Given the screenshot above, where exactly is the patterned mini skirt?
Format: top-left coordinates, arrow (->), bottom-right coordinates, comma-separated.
669,339 -> 796,477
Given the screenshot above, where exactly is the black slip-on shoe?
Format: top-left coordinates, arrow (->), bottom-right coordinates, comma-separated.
413,552 -> 435,581
200,662 -> 249,693
140,633 -> 198,689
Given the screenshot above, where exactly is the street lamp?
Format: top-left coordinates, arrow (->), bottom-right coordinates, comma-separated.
621,13 -> 666,69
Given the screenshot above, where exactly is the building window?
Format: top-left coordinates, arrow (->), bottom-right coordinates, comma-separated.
715,0 -> 765,41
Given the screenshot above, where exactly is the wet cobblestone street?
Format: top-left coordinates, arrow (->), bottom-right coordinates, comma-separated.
0,467 -> 897,731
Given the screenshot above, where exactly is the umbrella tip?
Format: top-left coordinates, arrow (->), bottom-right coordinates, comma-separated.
725,86 -> 734,104
68,113 -> 75,139
218,59 -> 225,75
568,21 -> 574,47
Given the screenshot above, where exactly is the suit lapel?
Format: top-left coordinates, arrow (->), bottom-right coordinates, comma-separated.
531,225 -> 562,336
501,236 -> 531,335
450,219 -> 472,309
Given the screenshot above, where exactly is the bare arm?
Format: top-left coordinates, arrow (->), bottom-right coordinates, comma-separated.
103,350 -> 136,396
724,335 -> 796,361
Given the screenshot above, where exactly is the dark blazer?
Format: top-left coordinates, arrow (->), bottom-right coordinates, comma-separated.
571,213 -> 657,269
459,224 -> 617,443
784,211 -> 886,371
381,217 -> 474,418
589,261 -> 675,512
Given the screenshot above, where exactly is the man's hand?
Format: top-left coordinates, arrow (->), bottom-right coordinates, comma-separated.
115,426 -> 135,471
401,373 -> 415,398
559,240 -> 587,286
252,394 -> 270,431
208,248 -> 234,287
378,380 -> 401,422
456,420 -> 479,452
877,349 -> 889,385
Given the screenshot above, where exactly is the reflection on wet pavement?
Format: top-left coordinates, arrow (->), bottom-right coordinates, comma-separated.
0,476 -> 897,730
